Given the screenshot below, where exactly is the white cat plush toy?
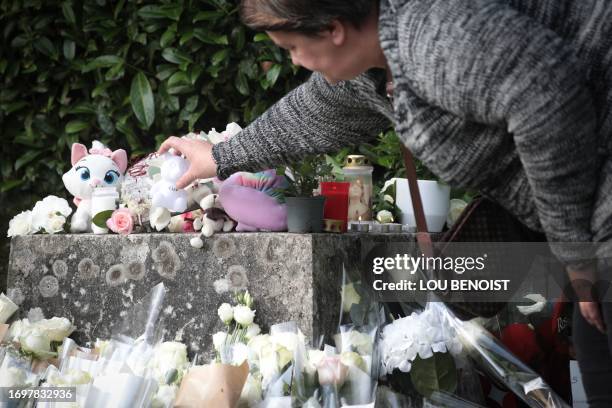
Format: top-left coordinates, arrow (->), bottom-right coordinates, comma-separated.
150,153 -> 189,213
62,141 -> 128,233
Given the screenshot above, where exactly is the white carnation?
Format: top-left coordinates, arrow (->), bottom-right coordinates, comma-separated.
7,210 -> 34,237
32,196 -> 72,231
245,323 -> 261,340
233,305 -> 255,326
150,341 -> 189,385
34,317 -> 74,342
217,303 -> 234,324
44,215 -> 66,234
212,331 -> 228,350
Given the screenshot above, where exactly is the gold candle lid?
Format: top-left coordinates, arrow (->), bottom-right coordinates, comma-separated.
343,155 -> 371,168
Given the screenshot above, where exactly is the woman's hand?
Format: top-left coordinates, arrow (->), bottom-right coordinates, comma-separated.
579,302 -> 606,333
157,137 -> 218,189
567,264 -> 607,333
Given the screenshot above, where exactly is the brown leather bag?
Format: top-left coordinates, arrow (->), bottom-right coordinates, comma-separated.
400,145 -> 548,320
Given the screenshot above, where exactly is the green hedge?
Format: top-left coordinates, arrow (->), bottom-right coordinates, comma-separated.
0,0 -> 305,284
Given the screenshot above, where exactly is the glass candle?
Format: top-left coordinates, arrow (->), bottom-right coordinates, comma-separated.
342,155 -> 374,222
320,181 -> 350,232
91,186 -> 119,234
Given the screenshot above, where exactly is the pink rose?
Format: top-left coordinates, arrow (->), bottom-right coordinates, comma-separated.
106,208 -> 134,235
317,356 -> 349,387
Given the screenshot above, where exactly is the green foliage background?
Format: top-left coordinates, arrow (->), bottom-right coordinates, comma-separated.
0,0 -> 448,290
0,0 -> 307,285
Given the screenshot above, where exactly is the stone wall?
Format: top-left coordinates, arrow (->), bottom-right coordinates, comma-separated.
7,232 -> 416,359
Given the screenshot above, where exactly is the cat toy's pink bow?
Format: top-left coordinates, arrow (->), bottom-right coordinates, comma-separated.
89,147 -> 113,157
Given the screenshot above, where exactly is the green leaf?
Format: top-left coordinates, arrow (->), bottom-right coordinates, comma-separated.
34,37 -> 58,60
65,120 -> 89,133
130,72 -> 155,129
92,210 -> 114,229
184,95 -> 198,112
254,33 -> 270,42
193,11 -> 224,22
137,5 -> 182,21
193,29 -> 228,45
409,353 -> 457,398
62,2 -> 76,25
82,55 -> 123,72
0,180 -> 25,193
160,26 -> 177,48
161,48 -> 193,65
15,150 -> 44,171
63,39 -> 75,60
266,64 -> 282,87
211,49 -> 229,66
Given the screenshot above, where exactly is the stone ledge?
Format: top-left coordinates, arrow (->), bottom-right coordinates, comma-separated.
7,232 -> 421,358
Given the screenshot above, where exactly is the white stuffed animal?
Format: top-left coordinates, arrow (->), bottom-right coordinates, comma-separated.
62,141 -> 128,233
150,154 -> 189,213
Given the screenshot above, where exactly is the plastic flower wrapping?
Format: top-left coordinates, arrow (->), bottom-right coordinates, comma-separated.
0,265 -> 574,407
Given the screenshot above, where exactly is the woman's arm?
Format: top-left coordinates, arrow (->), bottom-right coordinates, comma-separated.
211,71 -> 390,179
399,0 -> 600,264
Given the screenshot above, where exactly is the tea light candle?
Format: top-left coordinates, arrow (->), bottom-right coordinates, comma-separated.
387,223 -> 403,233
348,220 -> 371,233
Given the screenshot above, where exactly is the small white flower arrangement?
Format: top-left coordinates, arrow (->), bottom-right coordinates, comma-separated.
380,306 -> 462,375
7,195 -> 72,237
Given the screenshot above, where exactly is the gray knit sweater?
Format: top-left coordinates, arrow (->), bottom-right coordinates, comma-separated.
212,0 -> 612,264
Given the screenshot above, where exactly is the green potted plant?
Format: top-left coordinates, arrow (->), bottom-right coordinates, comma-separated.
278,156 -> 333,233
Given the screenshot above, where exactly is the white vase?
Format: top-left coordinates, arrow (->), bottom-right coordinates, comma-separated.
395,179 -> 451,232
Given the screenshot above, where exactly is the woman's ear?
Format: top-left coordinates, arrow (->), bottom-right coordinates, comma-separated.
329,19 -> 346,46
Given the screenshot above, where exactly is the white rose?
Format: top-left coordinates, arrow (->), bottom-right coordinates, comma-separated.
304,350 -> 325,375
151,384 -> 178,408
20,328 -> 54,358
247,334 -> 271,357
150,341 -> 189,385
341,283 -> 361,313
217,303 -> 234,324
376,210 -> 394,224
150,207 -> 172,232
340,351 -> 367,373
334,330 -> 373,355
7,210 -> 34,237
44,215 -> 67,234
48,369 -> 92,386
0,366 -> 28,387
34,317 -> 74,342
233,305 -> 255,326
32,196 -> 72,231
239,374 -> 262,407
212,331 -> 228,350
0,293 -> 18,324
271,332 -> 299,354
245,323 -> 261,340
7,318 -> 31,341
446,199 -> 468,228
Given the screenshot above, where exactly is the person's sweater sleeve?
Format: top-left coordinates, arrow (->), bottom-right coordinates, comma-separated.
211,71 -> 390,180
400,0 -> 599,263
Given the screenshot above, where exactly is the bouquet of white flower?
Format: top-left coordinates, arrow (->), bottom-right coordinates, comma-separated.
174,291 -> 256,408
7,195 -> 72,237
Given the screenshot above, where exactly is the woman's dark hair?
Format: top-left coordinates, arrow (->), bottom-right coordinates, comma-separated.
240,0 -> 377,35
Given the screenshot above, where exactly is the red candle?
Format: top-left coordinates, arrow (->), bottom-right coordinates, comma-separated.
320,182 -> 350,232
